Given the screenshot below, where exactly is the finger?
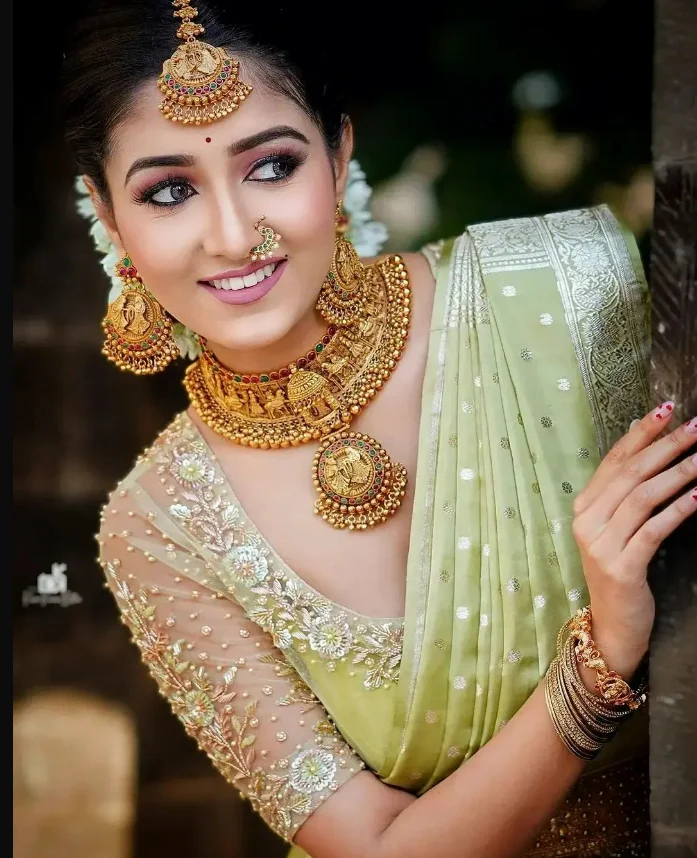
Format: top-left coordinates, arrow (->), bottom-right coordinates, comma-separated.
575,401 -> 676,514
589,452 -> 697,557
621,484 -> 697,572
577,415 -> 697,534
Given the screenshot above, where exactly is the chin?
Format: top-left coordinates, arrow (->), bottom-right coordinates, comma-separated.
209,310 -> 304,353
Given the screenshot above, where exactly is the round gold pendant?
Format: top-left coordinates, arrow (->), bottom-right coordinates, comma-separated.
312,431 -> 408,530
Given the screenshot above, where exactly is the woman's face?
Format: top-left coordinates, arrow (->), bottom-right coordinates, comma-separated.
97,75 -> 351,360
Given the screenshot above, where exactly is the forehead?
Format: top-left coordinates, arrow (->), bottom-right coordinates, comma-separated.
107,76 -> 316,174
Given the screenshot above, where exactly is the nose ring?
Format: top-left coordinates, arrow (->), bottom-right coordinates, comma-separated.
249,216 -> 282,261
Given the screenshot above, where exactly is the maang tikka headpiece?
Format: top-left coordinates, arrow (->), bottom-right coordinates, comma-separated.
157,0 -> 252,125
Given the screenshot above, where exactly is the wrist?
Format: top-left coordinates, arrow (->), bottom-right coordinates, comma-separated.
587,631 -> 647,686
586,608 -> 650,684
571,608 -> 649,700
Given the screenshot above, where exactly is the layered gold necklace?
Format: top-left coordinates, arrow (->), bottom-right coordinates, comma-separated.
185,238 -> 411,530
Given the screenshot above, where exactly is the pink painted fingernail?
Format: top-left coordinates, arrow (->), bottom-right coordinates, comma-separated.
653,401 -> 675,421
692,487 -> 697,503
685,417 -> 697,434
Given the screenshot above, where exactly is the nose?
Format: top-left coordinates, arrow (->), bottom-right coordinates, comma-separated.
201,189 -> 254,263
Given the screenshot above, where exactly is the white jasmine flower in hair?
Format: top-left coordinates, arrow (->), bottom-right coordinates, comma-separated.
344,161 -> 372,213
75,176 -> 124,301
89,217 -> 113,255
344,160 -> 389,257
172,324 -> 201,361
75,176 -> 97,219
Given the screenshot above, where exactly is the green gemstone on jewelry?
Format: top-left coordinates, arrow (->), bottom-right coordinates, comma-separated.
315,344 -> 323,353
234,375 -> 242,382
123,257 -> 131,267
260,374 -> 269,382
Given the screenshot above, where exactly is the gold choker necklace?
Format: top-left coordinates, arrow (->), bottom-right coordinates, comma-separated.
184,254 -> 411,530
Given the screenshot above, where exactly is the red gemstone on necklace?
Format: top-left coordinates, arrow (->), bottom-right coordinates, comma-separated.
322,335 -> 331,345
241,375 -> 250,383
328,325 -> 337,335
297,358 -> 307,368
250,375 -> 260,383
279,368 -> 290,377
270,371 -> 280,380
306,351 -> 316,362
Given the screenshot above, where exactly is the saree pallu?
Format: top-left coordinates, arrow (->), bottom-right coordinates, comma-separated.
380,205 -> 651,791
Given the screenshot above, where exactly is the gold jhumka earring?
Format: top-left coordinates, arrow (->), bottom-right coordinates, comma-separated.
315,202 -> 368,327
249,217 -> 282,262
101,257 -> 179,375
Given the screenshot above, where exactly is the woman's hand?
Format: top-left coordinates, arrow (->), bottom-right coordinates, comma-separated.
571,402 -> 697,679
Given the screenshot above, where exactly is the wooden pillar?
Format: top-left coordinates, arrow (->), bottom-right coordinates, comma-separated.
649,1 -> 697,855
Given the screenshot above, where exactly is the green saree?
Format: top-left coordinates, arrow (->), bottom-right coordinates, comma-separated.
98,205 -> 651,858
380,204 -> 651,791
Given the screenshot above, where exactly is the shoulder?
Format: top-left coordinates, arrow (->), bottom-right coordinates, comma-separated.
98,411 -> 193,527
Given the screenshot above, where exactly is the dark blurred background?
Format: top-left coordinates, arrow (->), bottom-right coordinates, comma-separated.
13,2 -> 654,856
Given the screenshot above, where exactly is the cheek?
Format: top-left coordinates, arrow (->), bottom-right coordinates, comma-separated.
274,163 -> 337,255
117,211 -> 196,297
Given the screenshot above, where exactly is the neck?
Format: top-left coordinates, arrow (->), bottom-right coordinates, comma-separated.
206,309 -> 329,374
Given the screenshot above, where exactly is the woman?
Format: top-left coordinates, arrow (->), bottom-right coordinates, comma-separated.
63,2 -> 697,856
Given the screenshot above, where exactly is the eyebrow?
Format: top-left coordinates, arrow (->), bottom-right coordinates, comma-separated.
124,125 -> 310,186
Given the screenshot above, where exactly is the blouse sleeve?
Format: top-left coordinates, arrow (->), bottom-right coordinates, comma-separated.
96,482 -> 365,843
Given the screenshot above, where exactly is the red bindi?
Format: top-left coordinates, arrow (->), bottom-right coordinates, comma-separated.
205,137 -> 212,143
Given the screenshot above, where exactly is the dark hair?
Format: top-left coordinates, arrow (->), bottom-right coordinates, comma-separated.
62,1 -> 348,202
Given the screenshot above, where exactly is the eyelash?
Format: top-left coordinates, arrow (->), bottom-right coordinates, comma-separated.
133,173 -> 193,208
134,150 -> 304,209
248,149 -> 304,184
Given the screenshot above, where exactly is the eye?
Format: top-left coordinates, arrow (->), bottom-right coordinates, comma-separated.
150,181 -> 194,205
135,177 -> 197,208
248,154 -> 301,183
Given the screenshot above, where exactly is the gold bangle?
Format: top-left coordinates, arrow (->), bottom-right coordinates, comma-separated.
545,610 -> 648,762
560,636 -> 629,728
544,659 -> 603,761
554,656 -> 613,747
555,658 -> 612,742
568,607 -> 647,711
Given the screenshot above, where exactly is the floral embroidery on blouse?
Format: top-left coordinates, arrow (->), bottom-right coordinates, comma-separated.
153,415 -> 404,690
258,652 -> 318,711
105,559 -> 363,841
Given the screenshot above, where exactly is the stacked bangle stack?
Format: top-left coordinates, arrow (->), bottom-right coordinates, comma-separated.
545,607 -> 648,761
